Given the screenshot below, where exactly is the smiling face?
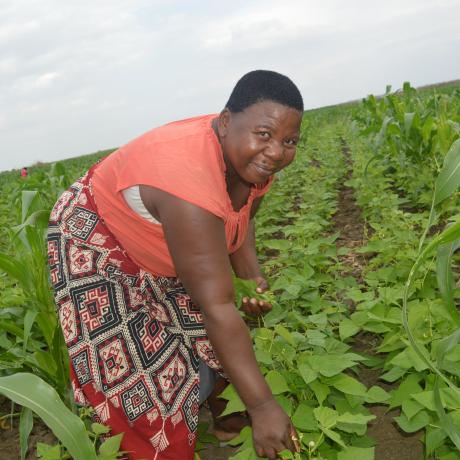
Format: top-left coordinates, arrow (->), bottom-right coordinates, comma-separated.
215,100 -> 302,185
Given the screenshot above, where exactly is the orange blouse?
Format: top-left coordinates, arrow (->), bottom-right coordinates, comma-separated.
91,114 -> 273,277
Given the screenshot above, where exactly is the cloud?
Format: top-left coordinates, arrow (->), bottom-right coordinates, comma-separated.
0,0 -> 459,171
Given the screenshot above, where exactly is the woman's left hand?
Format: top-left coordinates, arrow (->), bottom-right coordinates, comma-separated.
241,276 -> 273,316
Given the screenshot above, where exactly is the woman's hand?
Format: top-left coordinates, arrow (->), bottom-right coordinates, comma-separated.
241,276 -> 273,316
248,399 -> 300,459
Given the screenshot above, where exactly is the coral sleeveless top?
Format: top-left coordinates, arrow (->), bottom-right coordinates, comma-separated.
91,114 -> 273,276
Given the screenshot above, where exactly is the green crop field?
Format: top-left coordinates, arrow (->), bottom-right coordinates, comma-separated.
1,82 -> 460,460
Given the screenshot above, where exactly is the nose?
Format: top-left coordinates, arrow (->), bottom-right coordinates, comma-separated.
264,140 -> 285,163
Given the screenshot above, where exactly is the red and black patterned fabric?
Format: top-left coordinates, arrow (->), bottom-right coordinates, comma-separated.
47,167 -> 222,460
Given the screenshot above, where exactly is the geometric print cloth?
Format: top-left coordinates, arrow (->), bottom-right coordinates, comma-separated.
47,166 -> 223,460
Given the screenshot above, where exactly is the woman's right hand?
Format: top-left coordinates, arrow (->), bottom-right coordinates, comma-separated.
248,399 -> 300,459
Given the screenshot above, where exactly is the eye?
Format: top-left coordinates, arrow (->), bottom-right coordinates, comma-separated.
284,138 -> 298,146
257,131 -> 270,139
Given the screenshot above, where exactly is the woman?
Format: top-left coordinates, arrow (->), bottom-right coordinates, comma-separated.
47,70 -> 303,460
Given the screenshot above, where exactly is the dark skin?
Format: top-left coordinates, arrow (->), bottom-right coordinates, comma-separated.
139,100 -> 302,459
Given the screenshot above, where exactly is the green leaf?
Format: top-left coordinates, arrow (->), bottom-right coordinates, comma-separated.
307,354 -> 358,377
20,406 -> 33,460
389,374 -> 422,409
336,412 -> 375,436
264,239 -> 291,250
402,398 -> 423,420
265,371 -> 290,394
292,403 -> 318,431
254,349 -> 273,365
23,310 -> 37,352
389,347 -> 428,372
36,443 -> 61,460
310,380 -> 330,405
98,433 -> 124,459
365,386 -> 391,403
91,423 -> 111,435
433,378 -> 460,450
322,427 -> 346,448
337,446 -> 374,460
394,410 -> 430,433
314,406 -> 338,428
219,384 -> 246,416
328,374 -> 367,396
275,395 -> 293,417
339,318 -> 360,340
298,364 -> 317,384
0,373 -> 97,460
426,426 -> 447,456
274,325 -> 295,346
434,139 -> 460,205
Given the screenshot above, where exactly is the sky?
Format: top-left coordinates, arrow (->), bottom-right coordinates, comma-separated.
1,0 -> 460,172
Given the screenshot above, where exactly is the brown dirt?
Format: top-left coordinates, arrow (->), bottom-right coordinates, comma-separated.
0,397 -> 56,460
332,140 -> 424,459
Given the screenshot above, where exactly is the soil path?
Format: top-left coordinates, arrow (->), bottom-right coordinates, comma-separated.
332,139 -> 424,460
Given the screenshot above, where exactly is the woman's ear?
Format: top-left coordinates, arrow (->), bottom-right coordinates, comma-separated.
217,108 -> 231,139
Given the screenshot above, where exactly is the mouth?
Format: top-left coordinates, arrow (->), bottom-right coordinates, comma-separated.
252,163 -> 276,176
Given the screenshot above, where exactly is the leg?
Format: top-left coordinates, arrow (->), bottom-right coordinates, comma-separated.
206,376 -> 250,441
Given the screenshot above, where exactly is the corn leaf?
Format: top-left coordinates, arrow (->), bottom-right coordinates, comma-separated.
0,373 -> 97,460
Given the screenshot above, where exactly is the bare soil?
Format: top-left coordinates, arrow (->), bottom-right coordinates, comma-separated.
0,397 -> 56,460
332,140 -> 424,460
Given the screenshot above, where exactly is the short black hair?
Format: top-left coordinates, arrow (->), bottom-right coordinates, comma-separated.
225,70 -> 304,113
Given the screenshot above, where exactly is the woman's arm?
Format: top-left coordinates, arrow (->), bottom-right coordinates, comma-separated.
140,186 -> 296,458
230,197 -> 271,314
141,186 -> 272,407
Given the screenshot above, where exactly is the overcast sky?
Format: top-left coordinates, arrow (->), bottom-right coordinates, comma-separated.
1,0 -> 459,172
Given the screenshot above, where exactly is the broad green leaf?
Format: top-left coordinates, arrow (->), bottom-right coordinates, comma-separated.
437,239 -> 460,324
227,426 -> 253,449
433,378 -> 460,450
274,325 -> 295,346
266,370 -> 290,394
254,349 -> 273,365
23,310 -> 38,352
219,384 -> 246,416
339,318 -> 360,340
0,373 -> 97,460
389,347 -> 428,372
98,432 -> 124,459
313,406 -> 338,428
292,403 -> 318,431
389,374 -> 422,409
402,398 -> 423,420
36,443 -> 61,459
434,139 -> 460,205
310,380 -> 330,405
336,412 -> 375,436
298,364 -> 317,384
380,366 -> 406,383
404,112 -> 415,138
337,446 -> 374,460
307,354 -> 358,377
426,426 -> 447,456
328,374 -> 367,396
264,239 -> 291,250
364,386 -> 391,403
91,423 -> 111,435
275,395 -> 293,417
394,410 -> 430,433
21,190 -> 40,224
20,406 -> 33,460
322,427 -> 346,448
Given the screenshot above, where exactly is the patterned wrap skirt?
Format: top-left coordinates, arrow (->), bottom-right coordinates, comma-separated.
47,167 -> 223,460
